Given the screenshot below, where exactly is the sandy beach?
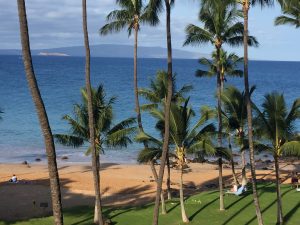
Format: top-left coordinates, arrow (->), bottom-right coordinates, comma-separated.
0,160 -> 299,221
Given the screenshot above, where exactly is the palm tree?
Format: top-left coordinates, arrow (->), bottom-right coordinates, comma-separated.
196,49 -> 243,187
221,86 -> 257,186
54,85 -> 136,157
254,92 -> 300,224
17,1 -> 64,224
196,49 -> 243,90
54,85 -> 136,222
139,70 -> 192,112
82,1 -> 103,224
139,70 -> 192,200
275,0 -> 300,28
139,99 -> 216,223
239,1 -> 274,223
147,1 -> 175,224
100,0 -> 159,143
184,0 -> 257,210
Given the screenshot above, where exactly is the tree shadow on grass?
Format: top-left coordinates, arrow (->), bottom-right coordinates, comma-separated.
283,201 -> 300,222
244,186 -> 294,225
220,183 -> 275,225
188,197 -> 219,221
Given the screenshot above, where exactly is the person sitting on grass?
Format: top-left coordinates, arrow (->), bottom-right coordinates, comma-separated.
8,174 -> 18,183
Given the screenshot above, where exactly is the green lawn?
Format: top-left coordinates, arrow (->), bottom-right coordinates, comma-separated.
1,183 -> 299,225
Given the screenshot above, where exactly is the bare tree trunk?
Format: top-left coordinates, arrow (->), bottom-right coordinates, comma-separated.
166,153 -> 172,200
243,2 -> 264,224
17,1 -> 63,224
179,167 -> 189,223
274,155 -> 283,224
152,1 -> 173,224
216,46 -> 224,211
82,1 -> 104,224
149,160 -> 167,214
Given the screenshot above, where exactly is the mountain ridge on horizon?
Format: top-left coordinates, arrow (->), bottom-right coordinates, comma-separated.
0,44 -> 208,59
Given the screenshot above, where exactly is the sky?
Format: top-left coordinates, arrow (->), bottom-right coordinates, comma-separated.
0,0 -> 299,61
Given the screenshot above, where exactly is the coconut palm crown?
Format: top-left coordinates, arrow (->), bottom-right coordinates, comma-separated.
183,0 -> 258,49
100,0 -> 159,36
197,49 -> 243,89
138,70 -> 192,111
54,85 -> 136,155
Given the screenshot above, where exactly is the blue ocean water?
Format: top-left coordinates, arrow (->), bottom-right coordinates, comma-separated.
0,55 -> 299,163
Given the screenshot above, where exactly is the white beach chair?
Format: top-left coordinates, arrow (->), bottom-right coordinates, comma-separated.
296,184 -> 300,192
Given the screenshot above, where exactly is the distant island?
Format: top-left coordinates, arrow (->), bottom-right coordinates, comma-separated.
0,44 -> 206,59
38,52 -> 69,57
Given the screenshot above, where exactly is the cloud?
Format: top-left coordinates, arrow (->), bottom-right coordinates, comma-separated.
0,1 -> 299,61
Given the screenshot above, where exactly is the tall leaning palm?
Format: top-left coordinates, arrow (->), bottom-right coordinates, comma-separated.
239,0 -> 274,224
254,92 -> 300,224
148,1 -> 175,224
100,0 -> 159,142
82,1 -> 104,224
17,1 -> 64,224
184,0 -> 257,210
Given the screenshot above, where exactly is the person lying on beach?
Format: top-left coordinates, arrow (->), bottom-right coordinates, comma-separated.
226,185 -> 246,196
8,174 -> 18,183
230,184 -> 238,192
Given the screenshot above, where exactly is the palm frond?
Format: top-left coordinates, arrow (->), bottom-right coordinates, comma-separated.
183,24 -> 213,46
137,147 -> 162,163
281,141 -> 300,157
54,134 -> 85,148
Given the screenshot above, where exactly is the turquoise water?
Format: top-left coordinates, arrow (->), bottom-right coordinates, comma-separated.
0,55 -> 299,163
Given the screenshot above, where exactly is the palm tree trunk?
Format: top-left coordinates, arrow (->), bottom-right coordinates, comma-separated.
179,166 -> 189,223
17,1 -> 63,224
216,46 -> 224,211
242,2 -> 264,224
152,1 -> 173,225
218,157 -> 224,211
229,136 -> 239,186
241,149 -> 247,186
166,152 -> 172,200
135,19 -> 162,214
82,1 -> 104,224
149,160 -> 167,214
231,158 -> 239,186
274,155 -> 284,224
134,26 -> 144,134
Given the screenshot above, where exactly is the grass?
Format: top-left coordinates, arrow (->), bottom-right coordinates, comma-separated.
1,183 -> 299,225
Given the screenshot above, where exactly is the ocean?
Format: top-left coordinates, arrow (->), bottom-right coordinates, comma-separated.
0,55 -> 300,163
